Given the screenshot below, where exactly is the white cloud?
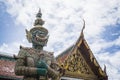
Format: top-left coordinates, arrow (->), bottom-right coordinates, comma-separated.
88,35 -> 120,54
0,39 -> 31,55
95,51 -> 120,80
1,0 -> 120,79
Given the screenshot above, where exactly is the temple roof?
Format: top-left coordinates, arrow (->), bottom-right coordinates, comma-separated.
56,24 -> 107,80
0,54 -> 23,79
0,53 -> 14,61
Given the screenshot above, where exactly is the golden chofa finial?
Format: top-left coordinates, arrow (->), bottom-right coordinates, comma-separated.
34,8 -> 45,26
82,19 -> 85,33
80,19 -> 85,38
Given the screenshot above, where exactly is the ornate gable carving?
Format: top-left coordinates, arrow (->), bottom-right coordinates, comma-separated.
64,50 -> 91,74
61,47 -> 97,79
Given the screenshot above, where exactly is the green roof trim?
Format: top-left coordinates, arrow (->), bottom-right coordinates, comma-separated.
0,54 -> 15,61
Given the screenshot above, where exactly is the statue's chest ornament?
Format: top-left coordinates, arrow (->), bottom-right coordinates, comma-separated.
25,49 -> 52,67
25,50 -> 40,67
37,52 -> 52,66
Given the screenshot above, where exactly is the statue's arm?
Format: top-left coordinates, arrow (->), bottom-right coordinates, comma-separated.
14,49 -> 37,76
51,56 -> 65,76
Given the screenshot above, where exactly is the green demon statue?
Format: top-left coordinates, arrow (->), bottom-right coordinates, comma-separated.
14,9 -> 63,80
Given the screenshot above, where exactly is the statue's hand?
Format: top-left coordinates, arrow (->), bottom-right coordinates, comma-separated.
36,60 -> 48,76
37,68 -> 47,76
37,60 -> 48,69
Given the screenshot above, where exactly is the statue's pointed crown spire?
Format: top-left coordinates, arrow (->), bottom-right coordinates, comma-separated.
26,9 -> 48,43
34,8 -> 45,26
36,8 -> 42,18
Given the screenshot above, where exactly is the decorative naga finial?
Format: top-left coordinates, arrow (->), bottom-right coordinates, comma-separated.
104,64 -> 107,75
34,8 -> 45,26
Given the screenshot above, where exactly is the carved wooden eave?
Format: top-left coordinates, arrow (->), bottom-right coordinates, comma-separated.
56,23 -> 108,80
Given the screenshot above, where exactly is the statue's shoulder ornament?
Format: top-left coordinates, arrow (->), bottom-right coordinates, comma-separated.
19,45 -> 37,55
41,50 -> 54,57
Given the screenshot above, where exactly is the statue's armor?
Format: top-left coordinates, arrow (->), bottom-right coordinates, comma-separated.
15,47 -> 59,80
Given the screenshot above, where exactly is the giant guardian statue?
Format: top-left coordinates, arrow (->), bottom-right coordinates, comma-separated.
14,9 -> 63,80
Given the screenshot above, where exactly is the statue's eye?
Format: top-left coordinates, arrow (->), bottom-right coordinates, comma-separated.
37,31 -> 45,36
40,32 -> 44,34
33,30 -> 46,37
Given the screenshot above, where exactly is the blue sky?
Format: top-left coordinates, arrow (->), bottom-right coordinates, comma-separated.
0,0 -> 120,80
0,2 -> 25,45
102,24 -> 120,41
101,24 -> 120,53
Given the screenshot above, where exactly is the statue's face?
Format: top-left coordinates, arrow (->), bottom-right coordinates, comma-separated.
31,29 -> 48,47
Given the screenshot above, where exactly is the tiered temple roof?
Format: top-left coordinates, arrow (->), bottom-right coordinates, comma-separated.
56,27 -> 108,80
